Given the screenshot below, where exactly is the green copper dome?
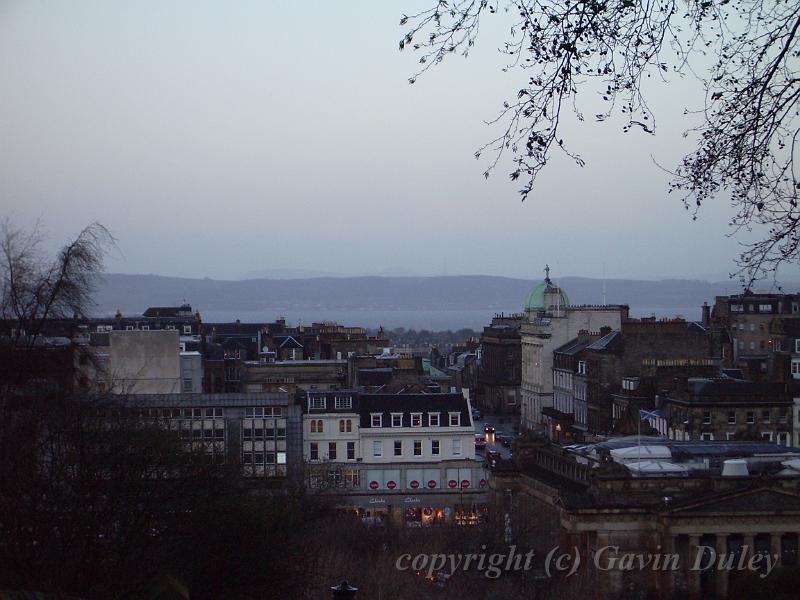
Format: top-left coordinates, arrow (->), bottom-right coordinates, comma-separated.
525,265 -> 569,311
525,283 -> 569,311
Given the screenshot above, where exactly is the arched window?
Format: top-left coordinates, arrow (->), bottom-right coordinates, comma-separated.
346,419 -> 352,432
339,419 -> 345,433
316,419 -> 323,433
311,420 -> 317,433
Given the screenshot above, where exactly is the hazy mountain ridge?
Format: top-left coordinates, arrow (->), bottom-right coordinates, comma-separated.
91,273 -> 791,318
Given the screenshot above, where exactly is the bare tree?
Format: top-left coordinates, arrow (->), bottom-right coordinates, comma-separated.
399,1 -> 799,282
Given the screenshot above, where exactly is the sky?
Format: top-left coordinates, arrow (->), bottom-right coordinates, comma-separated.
1,0 -> 795,283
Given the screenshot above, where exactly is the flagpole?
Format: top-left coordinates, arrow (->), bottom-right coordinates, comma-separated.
637,408 -> 641,462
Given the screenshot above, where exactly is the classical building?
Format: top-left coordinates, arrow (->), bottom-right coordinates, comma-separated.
241,359 -> 347,394
520,267 -> 628,431
490,435 -> 800,599
301,390 -> 488,525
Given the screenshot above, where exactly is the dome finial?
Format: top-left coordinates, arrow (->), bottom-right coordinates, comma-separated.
544,263 -> 551,284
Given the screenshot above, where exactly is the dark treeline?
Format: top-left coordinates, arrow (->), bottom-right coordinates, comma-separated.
379,327 -> 480,349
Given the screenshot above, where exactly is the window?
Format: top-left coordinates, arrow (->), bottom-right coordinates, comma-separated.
452,439 -> 462,456
141,325 -> 150,331
394,440 -> 402,456
413,440 -> 422,456
183,325 -> 192,334
759,304 -> 772,312
795,339 -> 800,354
762,410 -> 771,424
328,442 -> 337,461
182,378 -> 193,393
411,413 -> 422,427
449,412 -> 461,426
428,413 -> 440,427
431,440 -> 440,455
391,413 -> 403,427
339,419 -> 345,433
310,419 -> 323,433
372,441 -> 383,457
731,303 -> 744,312
761,432 -> 773,441
703,411 -> 711,425
334,396 -> 352,410
701,433 -> 713,441
728,411 -> 736,425
747,411 -> 755,424
749,341 -> 755,350
577,360 -> 587,375
780,410 -> 788,423
309,396 -> 325,410
125,325 -> 134,331
347,441 -> 355,460
371,414 -> 383,428
310,443 -> 319,461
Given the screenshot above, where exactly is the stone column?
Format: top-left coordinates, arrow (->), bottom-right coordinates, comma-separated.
715,534 -> 728,599
688,535 -> 702,597
770,532 -> 782,568
743,534 -> 755,562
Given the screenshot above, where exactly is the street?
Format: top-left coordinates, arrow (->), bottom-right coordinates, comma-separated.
472,414 -> 517,460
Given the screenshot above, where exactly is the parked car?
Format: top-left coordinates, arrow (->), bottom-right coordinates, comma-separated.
474,434 -> 487,450
484,425 -> 495,435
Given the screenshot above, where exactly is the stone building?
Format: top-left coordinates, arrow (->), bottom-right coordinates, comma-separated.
659,377 -> 797,446
302,390 -> 488,525
490,435 -> 800,599
520,267 -> 627,431
709,291 -> 800,379
477,313 -> 525,415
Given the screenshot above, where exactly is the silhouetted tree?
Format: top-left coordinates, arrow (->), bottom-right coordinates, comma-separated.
400,1 -> 799,282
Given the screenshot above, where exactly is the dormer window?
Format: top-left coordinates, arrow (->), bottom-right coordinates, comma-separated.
428,413 -> 440,427
309,396 -> 325,410
448,412 -> 461,426
371,413 -> 383,427
391,413 -> 403,427
411,413 -> 422,427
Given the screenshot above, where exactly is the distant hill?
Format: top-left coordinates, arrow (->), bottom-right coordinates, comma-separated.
91,273 -> 789,320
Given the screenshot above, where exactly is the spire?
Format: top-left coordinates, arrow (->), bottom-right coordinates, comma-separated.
544,264 -> 551,284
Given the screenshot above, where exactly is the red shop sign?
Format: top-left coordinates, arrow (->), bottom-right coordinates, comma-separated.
410,480 -> 420,489
427,480 -> 437,489
448,480 -> 457,489
387,480 -> 397,490
369,481 -> 379,490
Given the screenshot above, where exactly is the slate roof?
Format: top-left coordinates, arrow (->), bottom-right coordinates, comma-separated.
358,393 -> 470,428
586,330 -> 622,351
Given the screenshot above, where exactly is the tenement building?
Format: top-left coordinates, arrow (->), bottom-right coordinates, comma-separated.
477,313 -> 525,415
658,377 -> 797,446
520,266 -> 628,432
490,435 -> 800,599
302,390 -> 488,526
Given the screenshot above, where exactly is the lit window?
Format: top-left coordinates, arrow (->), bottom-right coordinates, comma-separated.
413,440 -> 422,456
411,413 -> 422,427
